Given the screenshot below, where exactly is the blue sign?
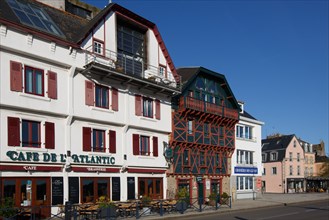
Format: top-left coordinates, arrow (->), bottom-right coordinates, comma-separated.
234,167 -> 258,174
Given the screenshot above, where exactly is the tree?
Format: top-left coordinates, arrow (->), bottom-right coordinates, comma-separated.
319,157 -> 329,177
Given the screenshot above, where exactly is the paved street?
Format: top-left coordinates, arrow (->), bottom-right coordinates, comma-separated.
144,193 -> 329,220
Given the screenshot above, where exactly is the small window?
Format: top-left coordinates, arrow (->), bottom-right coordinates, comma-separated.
263,168 -> 266,175
95,84 -> 109,108
93,40 -> 104,55
204,123 -> 210,137
293,140 -> 296,148
92,129 -> 105,152
289,166 -> 293,175
159,65 -> 166,78
140,136 -> 150,156
183,149 -> 190,166
270,152 -> 277,161
200,151 -> 206,166
187,120 -> 193,135
297,165 -> 300,175
262,154 -> 266,162
25,66 -> 44,96
272,167 -> 277,175
297,153 -> 300,162
289,152 -> 293,161
142,98 -> 153,118
22,120 -> 41,148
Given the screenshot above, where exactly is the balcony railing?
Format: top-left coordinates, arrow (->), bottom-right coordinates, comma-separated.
84,46 -> 181,91
179,96 -> 239,119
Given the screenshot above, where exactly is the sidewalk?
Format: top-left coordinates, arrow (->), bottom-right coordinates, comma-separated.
144,193 -> 329,220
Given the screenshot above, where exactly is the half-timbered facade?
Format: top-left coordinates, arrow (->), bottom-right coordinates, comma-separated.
167,67 -> 239,203
0,0 -> 180,217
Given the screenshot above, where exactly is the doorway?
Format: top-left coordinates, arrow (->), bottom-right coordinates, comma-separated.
197,181 -> 204,204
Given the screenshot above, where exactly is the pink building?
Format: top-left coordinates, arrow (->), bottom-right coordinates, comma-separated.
262,134 -> 305,193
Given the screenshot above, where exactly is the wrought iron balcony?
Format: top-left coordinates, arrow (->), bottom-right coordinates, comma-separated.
83,46 -> 181,95
179,96 -> 239,120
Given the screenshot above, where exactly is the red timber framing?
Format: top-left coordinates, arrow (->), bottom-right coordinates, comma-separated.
169,96 -> 239,178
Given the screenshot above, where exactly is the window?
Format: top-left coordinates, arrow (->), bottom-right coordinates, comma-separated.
22,120 -> 40,148
95,84 -> 109,108
263,168 -> 266,175
82,127 -> 116,153
85,81 -> 118,111
289,152 -> 293,161
270,152 -> 277,161
117,23 -> 145,76
135,95 -> 160,119
143,98 -> 153,118
8,117 -> 54,149
200,151 -> 206,166
132,134 -> 158,156
140,136 -> 150,155
272,167 -> 277,175
297,153 -> 300,162
305,167 -> 309,177
262,154 -> 266,162
236,176 -> 253,191
159,65 -> 166,78
293,140 -> 296,148
236,124 -> 253,140
297,165 -> 300,175
138,178 -> 163,199
187,120 -> 193,135
237,150 -> 253,165
289,166 -> 293,175
183,149 -> 190,166
92,129 -> 105,152
25,66 -> 44,96
93,40 -> 104,55
81,177 -> 110,203
215,153 -> 221,167
204,123 -> 210,137
310,167 -> 313,176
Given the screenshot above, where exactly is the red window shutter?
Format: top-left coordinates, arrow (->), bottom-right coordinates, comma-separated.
10,61 -> 22,92
132,134 -> 139,155
153,136 -> 158,157
45,122 -> 55,149
112,88 -> 118,111
7,117 -> 20,146
85,80 -> 94,106
109,130 -> 116,153
135,95 -> 142,116
82,127 -> 91,152
155,99 -> 161,120
47,71 -> 57,99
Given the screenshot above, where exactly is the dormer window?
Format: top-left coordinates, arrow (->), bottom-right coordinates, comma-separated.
270,152 -> 277,161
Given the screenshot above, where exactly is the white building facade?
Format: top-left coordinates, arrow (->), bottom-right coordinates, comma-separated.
0,0 -> 180,217
231,102 -> 264,200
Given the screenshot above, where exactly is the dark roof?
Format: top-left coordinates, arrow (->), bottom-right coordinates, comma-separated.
315,155 -> 329,163
176,66 -> 240,109
0,0 -> 88,44
241,110 -> 257,120
262,134 -> 295,162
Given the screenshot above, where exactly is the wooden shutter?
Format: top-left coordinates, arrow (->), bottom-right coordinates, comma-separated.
132,134 -> 139,155
85,80 -> 94,106
155,99 -> 161,120
45,122 -> 55,149
112,88 -> 118,111
10,61 -> 22,92
153,136 -> 158,157
82,127 -> 91,152
8,117 -> 20,146
109,130 -> 116,153
135,95 -> 142,116
47,71 -> 57,99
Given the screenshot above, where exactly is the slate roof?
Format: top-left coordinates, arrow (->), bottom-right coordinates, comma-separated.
176,67 -> 240,110
262,134 -> 295,162
0,0 -> 89,44
241,110 -> 257,120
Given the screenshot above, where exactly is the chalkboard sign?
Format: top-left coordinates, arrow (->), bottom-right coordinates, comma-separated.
69,177 -> 79,204
112,177 -> 120,201
127,177 -> 135,200
52,177 -> 63,205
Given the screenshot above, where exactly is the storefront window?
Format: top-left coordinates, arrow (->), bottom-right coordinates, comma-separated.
3,180 -> 16,202
138,178 -> 163,199
81,178 -> 110,203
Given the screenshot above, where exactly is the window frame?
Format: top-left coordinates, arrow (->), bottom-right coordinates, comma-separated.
22,119 -> 41,148
95,84 -> 109,109
92,129 -> 106,152
142,97 -> 153,118
139,135 -> 150,156
93,39 -> 104,56
24,65 -> 44,96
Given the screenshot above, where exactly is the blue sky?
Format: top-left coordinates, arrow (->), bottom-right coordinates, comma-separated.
84,0 -> 329,154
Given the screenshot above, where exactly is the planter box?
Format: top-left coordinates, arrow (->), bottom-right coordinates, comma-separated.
99,206 -> 117,219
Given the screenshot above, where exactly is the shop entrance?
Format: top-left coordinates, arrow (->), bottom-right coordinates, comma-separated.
1,177 -> 50,218
197,181 -> 204,204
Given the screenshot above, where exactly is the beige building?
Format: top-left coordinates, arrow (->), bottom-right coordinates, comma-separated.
262,134 -> 305,193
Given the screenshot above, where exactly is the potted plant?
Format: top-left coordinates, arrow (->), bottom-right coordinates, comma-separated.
220,192 -> 229,205
175,188 -> 189,213
208,192 -> 219,206
97,196 -> 117,219
140,195 -> 152,215
0,197 -> 18,220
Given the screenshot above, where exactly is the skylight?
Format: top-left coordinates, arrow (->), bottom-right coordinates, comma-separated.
7,0 -> 64,37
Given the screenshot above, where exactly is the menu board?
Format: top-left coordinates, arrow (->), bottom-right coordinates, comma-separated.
69,177 -> 79,204
52,177 -> 63,205
112,177 -> 120,201
127,177 -> 135,200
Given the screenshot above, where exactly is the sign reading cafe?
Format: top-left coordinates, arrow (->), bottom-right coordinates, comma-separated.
6,151 -> 115,165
